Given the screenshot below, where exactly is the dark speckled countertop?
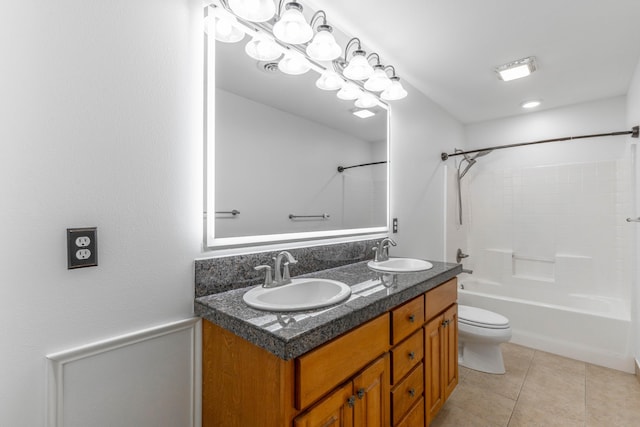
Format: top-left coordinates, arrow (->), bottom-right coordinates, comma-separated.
195,260 -> 461,360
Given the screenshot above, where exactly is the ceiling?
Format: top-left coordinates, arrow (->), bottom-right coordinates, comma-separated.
304,0 -> 640,124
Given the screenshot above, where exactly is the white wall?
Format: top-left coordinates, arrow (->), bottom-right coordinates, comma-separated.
0,1 -> 203,425
389,82 -> 465,261
627,57 -> 640,367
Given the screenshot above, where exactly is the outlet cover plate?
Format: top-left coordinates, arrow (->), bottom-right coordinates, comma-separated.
67,227 -> 98,269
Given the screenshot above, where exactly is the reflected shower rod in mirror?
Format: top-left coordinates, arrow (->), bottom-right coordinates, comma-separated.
441,126 -> 639,161
337,161 -> 388,173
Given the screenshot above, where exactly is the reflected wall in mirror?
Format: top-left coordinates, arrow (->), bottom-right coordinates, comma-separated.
206,5 -> 390,248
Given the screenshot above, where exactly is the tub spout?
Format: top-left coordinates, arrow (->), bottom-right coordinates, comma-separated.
462,268 -> 473,274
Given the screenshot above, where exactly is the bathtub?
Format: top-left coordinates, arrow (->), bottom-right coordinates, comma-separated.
458,279 -> 634,372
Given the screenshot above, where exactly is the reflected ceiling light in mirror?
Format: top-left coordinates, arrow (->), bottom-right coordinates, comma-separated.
245,33 -> 281,61
273,1 -> 313,44
355,91 -> 378,108
306,11 -> 341,61
342,38 -> 374,80
228,0 -> 275,23
278,50 -> 311,75
316,70 -> 343,91
336,81 -> 360,100
351,108 -> 376,119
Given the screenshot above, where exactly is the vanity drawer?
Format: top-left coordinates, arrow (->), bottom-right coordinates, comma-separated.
295,314 -> 389,410
396,396 -> 425,427
425,278 -> 457,319
391,328 -> 424,385
391,295 -> 424,345
391,363 -> 424,425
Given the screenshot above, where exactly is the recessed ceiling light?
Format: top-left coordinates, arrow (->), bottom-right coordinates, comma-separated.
521,100 -> 541,109
495,56 -> 537,82
351,108 -> 376,119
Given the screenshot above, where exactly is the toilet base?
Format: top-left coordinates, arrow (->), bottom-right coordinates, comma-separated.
459,341 -> 506,374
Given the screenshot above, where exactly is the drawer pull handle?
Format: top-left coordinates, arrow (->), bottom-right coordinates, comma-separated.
357,388 -> 366,399
347,396 -> 356,408
408,314 -> 415,323
408,351 -> 415,360
408,388 -> 416,398
321,416 -> 337,427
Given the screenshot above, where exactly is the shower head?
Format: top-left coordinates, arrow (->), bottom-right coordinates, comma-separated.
458,158 -> 476,179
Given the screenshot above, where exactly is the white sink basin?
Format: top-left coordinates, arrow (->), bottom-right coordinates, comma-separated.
243,278 -> 352,312
367,257 -> 434,273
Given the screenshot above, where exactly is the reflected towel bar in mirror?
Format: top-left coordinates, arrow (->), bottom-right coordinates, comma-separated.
216,209 -> 241,216
289,213 -> 330,220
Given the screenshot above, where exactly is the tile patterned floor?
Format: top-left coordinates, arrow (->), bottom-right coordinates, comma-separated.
431,343 -> 640,427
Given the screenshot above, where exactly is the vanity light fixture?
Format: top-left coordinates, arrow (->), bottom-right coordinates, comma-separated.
211,14 -> 245,43
521,99 -> 542,109
278,50 -> 311,75
495,56 -> 537,82
380,66 -> 408,100
341,38 -> 375,80
227,0 -> 275,23
273,1 -> 313,44
306,11 -> 341,61
364,54 -> 392,92
354,91 -> 378,108
336,81 -> 361,100
245,33 -> 281,61
316,69 -> 343,91
351,108 -> 376,119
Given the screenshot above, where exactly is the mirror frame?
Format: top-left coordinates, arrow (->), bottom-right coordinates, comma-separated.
204,6 -> 390,249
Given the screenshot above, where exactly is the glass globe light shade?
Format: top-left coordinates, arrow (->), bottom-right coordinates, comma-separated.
278,51 -> 311,75
364,65 -> 392,92
245,34 -> 281,61
343,50 -> 374,80
316,70 -> 343,91
211,15 -> 245,43
355,91 -> 378,108
306,25 -> 341,61
273,2 -> 313,44
228,0 -> 275,23
336,82 -> 361,100
381,77 -> 408,101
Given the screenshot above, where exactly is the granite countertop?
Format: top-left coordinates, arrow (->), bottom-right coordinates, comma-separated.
195,260 -> 461,360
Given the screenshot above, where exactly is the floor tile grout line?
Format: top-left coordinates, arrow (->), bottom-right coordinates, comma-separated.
506,348 -> 536,427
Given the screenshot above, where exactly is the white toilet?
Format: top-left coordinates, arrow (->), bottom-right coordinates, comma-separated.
458,305 -> 512,374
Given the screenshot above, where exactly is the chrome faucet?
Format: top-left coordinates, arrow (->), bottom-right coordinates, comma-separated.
254,251 -> 298,288
373,238 -> 397,262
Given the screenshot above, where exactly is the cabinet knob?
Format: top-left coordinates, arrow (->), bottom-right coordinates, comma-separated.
347,396 -> 356,408
442,319 -> 450,327
408,388 -> 416,398
408,314 -> 415,323
408,351 -> 415,360
357,388 -> 366,399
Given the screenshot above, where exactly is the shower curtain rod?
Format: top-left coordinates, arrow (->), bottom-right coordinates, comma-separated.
441,126 -> 638,161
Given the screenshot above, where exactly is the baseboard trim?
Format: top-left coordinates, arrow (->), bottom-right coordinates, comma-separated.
635,358 -> 640,383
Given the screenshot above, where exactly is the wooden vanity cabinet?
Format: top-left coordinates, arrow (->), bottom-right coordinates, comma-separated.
424,280 -> 458,425
201,277 -> 458,427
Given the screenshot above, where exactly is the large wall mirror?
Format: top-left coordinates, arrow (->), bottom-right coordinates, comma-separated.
205,6 -> 390,248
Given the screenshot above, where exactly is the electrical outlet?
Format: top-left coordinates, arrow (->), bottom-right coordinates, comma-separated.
67,227 -> 97,269
392,218 -> 398,233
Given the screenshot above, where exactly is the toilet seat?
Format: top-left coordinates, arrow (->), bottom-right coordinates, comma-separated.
459,305 -> 509,329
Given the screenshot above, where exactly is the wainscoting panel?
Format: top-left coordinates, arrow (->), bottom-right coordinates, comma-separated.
47,318 -> 201,427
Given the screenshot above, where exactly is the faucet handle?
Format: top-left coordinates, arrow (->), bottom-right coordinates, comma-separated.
254,265 -> 273,288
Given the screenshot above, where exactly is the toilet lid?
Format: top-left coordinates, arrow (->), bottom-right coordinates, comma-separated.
458,305 -> 510,329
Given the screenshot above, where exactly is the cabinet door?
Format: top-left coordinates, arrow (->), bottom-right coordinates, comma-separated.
424,314 -> 444,424
443,304 -> 458,400
353,355 -> 390,427
294,382 -> 354,427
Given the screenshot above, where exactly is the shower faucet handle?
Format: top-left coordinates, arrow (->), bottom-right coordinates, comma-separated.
456,248 -> 469,263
